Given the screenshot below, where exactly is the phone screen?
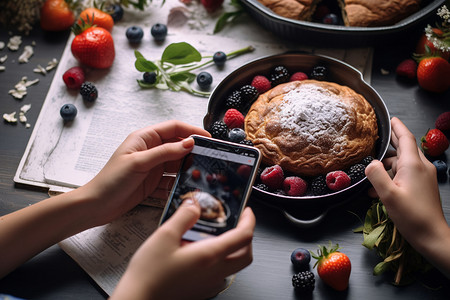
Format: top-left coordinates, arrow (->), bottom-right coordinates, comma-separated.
159,135 -> 261,241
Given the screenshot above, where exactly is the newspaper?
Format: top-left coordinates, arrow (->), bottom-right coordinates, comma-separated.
14,1 -> 374,296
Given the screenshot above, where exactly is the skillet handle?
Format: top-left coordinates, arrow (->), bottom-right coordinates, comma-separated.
281,209 -> 329,228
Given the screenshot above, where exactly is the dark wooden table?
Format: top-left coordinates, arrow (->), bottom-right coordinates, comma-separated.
1,21 -> 450,299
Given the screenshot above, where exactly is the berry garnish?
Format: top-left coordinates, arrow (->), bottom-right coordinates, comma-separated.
213,51 -> 227,67
432,160 -> 448,178
283,176 -> 307,196
311,175 -> 328,196
239,85 -> 259,102
228,128 -> 246,143
201,0 -> 224,13
109,4 -> 124,23
196,71 -> 213,89
191,169 -> 201,181
143,71 -> 157,84
151,23 -> 168,41
251,75 -> 271,93
80,82 -> 98,102
289,72 -> 308,82
290,247 -> 311,270
310,65 -> 328,81
260,165 -> 284,190
126,26 -> 144,43
225,90 -> 243,110
240,139 -> 254,146
347,163 -> 366,184
395,59 -> 417,80
326,171 -> 351,191
223,108 -> 244,129
269,65 -> 290,86
60,103 -> 77,121
421,128 -> 449,156
209,120 -> 228,140
254,183 -> 269,191
435,111 -> 450,131
361,156 -> 374,166
292,271 -> 315,293
62,66 -> 85,90
322,13 -> 339,25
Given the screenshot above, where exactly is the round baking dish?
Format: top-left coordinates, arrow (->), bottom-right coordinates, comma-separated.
203,53 -> 391,227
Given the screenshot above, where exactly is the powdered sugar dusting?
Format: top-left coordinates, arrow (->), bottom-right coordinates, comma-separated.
278,84 -> 350,145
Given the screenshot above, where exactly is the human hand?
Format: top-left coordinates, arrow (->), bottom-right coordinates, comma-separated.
111,199 -> 256,300
365,117 -> 450,276
80,120 -> 210,227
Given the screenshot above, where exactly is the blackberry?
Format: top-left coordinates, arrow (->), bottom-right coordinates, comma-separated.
310,65 -> 328,81
311,175 -> 328,196
292,271 -> 315,293
240,139 -> 254,146
269,65 -> 290,86
80,82 -> 98,102
225,90 -> 243,109
209,120 -> 228,140
348,163 -> 366,184
361,155 -> 374,166
239,85 -> 259,102
255,183 -> 269,192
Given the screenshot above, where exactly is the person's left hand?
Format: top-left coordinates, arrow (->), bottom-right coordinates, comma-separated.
80,120 -> 210,227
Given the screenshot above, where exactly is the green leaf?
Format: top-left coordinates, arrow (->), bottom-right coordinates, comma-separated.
362,224 -> 386,249
135,57 -> 158,72
137,80 -> 156,88
373,261 -> 390,275
214,11 -> 243,34
170,72 -> 196,83
134,50 -> 144,59
161,42 -> 202,65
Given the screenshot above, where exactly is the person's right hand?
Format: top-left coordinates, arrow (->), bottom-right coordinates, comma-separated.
365,117 -> 450,277
111,199 -> 256,300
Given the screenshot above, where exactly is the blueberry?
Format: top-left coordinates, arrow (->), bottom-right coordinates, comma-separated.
213,51 -> 227,67
151,23 -> 168,41
432,160 -> 448,178
228,128 -> 246,143
196,71 -> 213,89
126,26 -> 144,43
143,71 -> 157,84
60,104 -> 77,121
110,4 -> 124,23
290,248 -> 311,270
322,13 -> 339,25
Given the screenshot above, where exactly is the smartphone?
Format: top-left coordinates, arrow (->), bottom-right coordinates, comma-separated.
159,134 -> 261,241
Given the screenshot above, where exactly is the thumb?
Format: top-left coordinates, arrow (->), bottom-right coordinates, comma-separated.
365,160 -> 395,199
162,199 -> 201,240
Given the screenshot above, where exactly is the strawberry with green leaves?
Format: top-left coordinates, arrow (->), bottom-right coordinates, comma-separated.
421,128 -> 449,156
312,243 -> 351,291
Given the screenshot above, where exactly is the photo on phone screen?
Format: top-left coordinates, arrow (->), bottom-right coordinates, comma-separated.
159,135 -> 261,241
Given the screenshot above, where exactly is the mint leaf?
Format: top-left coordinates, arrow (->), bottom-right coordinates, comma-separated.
170,72 -> 196,83
214,11 -> 243,34
161,42 -> 202,65
135,57 -> 158,72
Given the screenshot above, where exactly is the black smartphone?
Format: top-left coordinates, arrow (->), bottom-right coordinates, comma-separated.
159,134 -> 261,241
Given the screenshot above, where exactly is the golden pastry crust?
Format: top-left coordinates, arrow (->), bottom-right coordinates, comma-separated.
244,80 -> 378,176
180,191 -> 226,222
257,0 -> 319,20
343,0 -> 421,27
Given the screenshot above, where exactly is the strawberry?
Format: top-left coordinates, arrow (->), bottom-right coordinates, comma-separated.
40,0 -> 75,32
251,75 -> 271,93
421,128 -> 449,156
71,22 -> 115,69
312,243 -> 351,291
395,59 -> 417,79
416,56 -> 450,93
415,28 -> 450,61
78,7 -> 114,32
290,72 -> 308,81
200,0 -> 224,13
435,112 -> 450,131
223,108 -> 244,129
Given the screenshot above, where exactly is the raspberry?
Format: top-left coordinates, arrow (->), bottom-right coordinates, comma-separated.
62,66 -> 85,89
435,111 -> 450,131
283,176 -> 307,196
80,82 -> 98,102
290,72 -> 308,82
311,175 -> 328,195
223,108 -> 244,129
310,65 -> 328,81
326,171 -> 351,191
269,65 -> 290,86
201,0 -> 224,13
347,164 -> 366,184
260,165 -> 284,190
395,58 -> 417,79
209,120 -> 228,140
251,75 -> 271,93
225,90 -> 243,110
292,271 -> 315,293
